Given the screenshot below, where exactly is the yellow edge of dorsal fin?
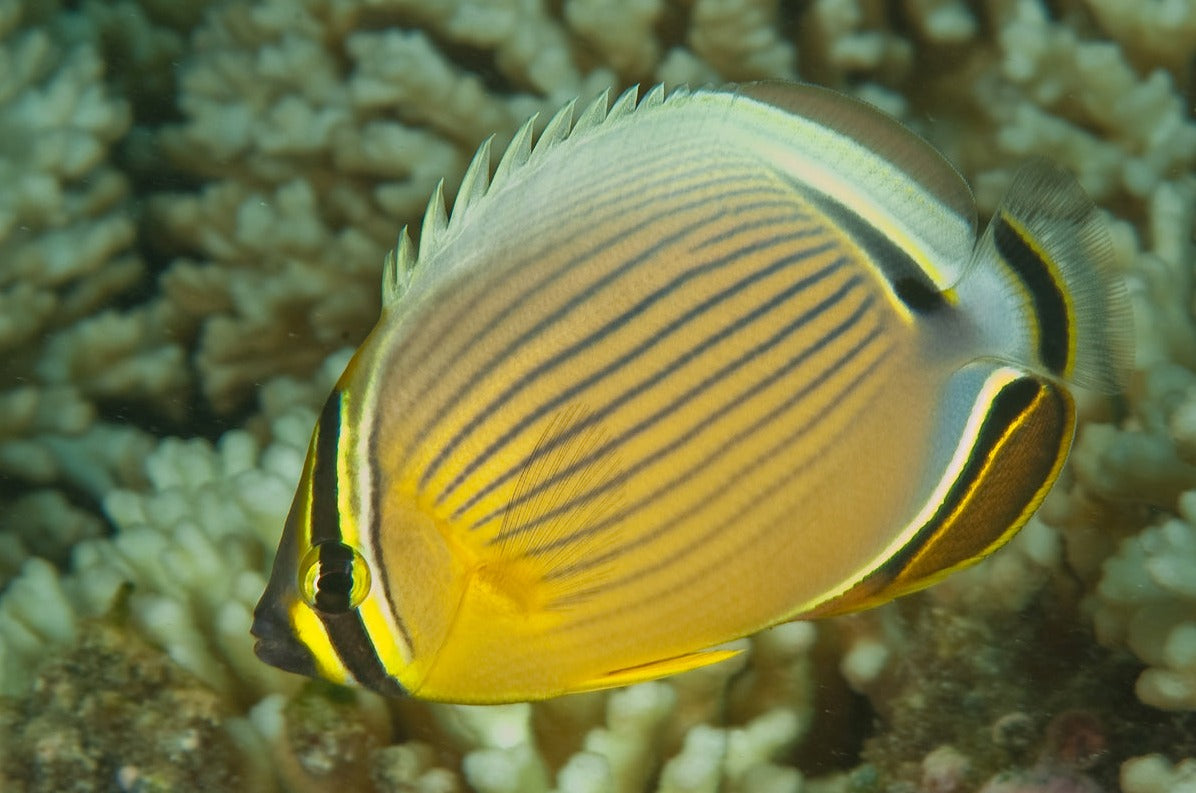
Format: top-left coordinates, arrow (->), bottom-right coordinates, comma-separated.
386,83 -> 703,300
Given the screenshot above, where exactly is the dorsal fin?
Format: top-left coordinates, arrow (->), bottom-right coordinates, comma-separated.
606,84 -> 640,123
381,227 -> 415,307
735,80 -> 976,235
452,136 -> 493,222
526,97 -> 577,168
382,143 -> 494,305
382,84 -> 696,303
491,114 -> 537,189
571,87 -> 611,135
638,83 -> 667,111
416,179 -> 448,265
732,80 -> 977,292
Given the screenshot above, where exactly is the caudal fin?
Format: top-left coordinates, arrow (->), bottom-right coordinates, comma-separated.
978,160 -> 1132,393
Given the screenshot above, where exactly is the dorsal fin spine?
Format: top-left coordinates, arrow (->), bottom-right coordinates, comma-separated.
395,83 -> 694,300
382,247 -> 399,305
492,115 -> 537,190
382,227 -> 416,306
607,85 -> 639,123
572,88 -> 611,136
452,136 -> 493,225
640,84 -> 665,110
396,228 -> 415,290
528,98 -> 577,167
417,180 -> 448,265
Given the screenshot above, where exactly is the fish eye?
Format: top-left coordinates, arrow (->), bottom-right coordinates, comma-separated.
297,540 -> 371,614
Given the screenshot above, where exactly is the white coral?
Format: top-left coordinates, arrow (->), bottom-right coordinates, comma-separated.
687,0 -> 797,81
0,412 -> 309,701
0,4 -> 194,547
0,9 -> 135,352
973,0 -> 1196,205
1122,754 -> 1196,793
148,0 -> 615,412
565,0 -> 664,80
1092,491 -> 1196,710
5,0 -> 1196,789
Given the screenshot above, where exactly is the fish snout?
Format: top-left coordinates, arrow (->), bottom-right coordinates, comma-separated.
251,597 -> 318,678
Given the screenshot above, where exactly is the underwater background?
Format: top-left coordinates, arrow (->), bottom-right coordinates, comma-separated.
1,0 -> 1195,790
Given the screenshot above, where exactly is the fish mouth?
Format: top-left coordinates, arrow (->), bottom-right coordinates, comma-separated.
250,600 -> 318,679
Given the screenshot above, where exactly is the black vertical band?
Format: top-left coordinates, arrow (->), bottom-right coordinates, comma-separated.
992,215 -> 1070,376
311,391 -> 345,545
308,390 -> 408,695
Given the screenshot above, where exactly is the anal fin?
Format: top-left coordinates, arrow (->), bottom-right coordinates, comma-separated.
808,361 -> 1075,618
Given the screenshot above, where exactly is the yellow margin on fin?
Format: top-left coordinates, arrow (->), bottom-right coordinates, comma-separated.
589,648 -> 743,690
801,367 -> 1074,620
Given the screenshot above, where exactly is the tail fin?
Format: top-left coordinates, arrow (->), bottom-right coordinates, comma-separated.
976,160 -> 1132,393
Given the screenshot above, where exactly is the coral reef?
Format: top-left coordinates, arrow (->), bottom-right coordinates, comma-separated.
0,620 -> 264,793
1,0 -> 1195,791
0,0 -> 165,587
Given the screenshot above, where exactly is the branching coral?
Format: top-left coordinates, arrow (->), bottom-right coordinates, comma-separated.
148,0 -> 607,412
2,0 -> 1196,791
0,1 -> 185,584
1122,753 -> 1196,793
979,0 -> 1196,203
1091,489 -> 1196,711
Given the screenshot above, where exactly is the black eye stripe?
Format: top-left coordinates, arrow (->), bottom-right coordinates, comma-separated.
301,391 -> 404,692
314,541 -> 356,613
303,539 -> 373,616
311,392 -> 345,546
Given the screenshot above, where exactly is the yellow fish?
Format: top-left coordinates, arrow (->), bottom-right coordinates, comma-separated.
252,81 -> 1131,703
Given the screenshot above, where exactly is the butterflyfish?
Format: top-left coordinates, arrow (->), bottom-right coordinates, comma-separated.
251,81 -> 1131,704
